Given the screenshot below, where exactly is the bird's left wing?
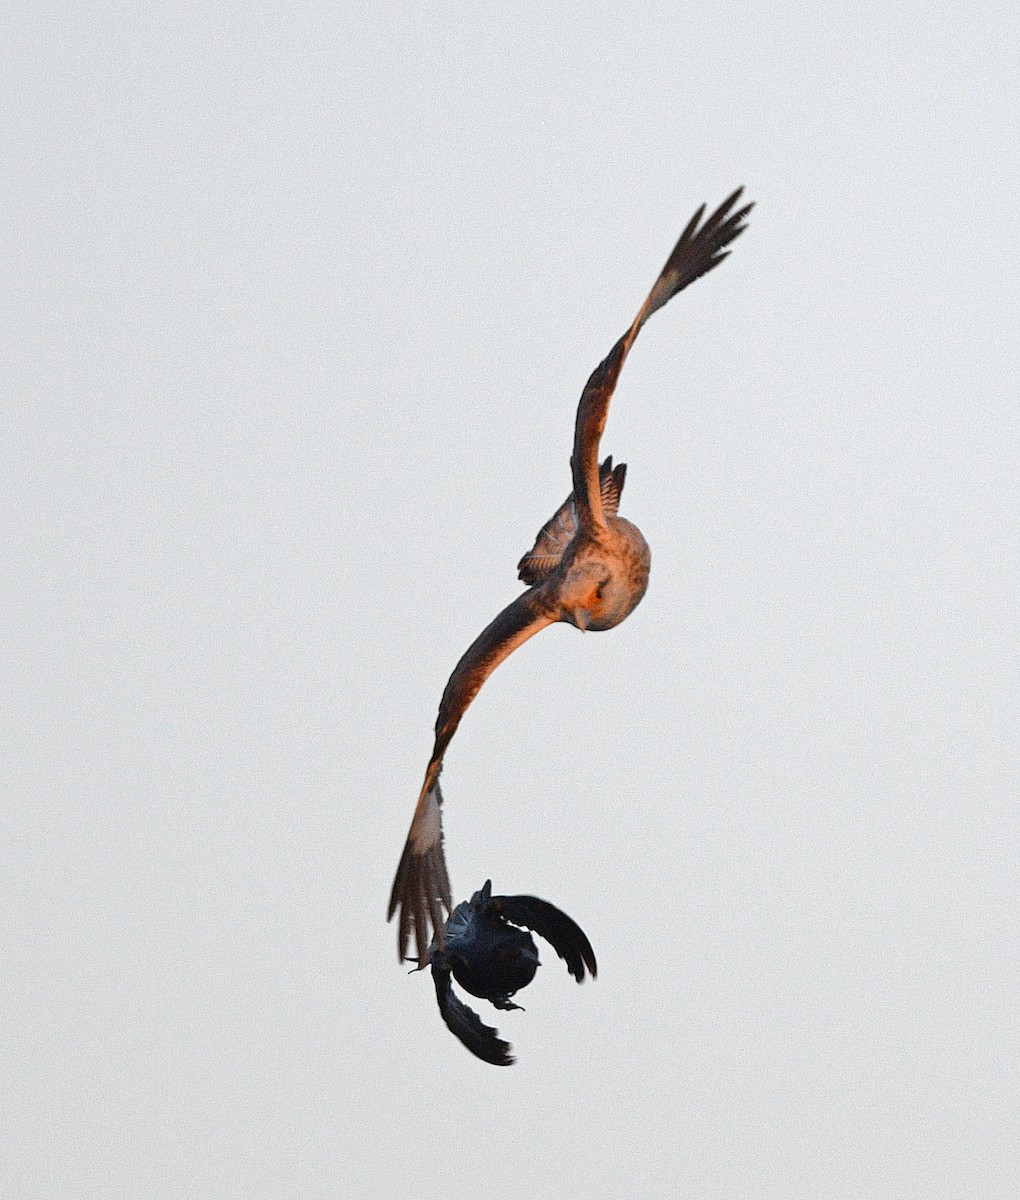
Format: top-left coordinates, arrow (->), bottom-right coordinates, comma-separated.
489,893 -> 598,983
432,958 -> 514,1066
570,189 -> 753,532
389,588 -> 557,963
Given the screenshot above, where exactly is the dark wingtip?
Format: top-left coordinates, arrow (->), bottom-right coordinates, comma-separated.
493,894 -> 598,984
433,962 -> 516,1066
389,823 -> 452,964
641,188 -> 754,321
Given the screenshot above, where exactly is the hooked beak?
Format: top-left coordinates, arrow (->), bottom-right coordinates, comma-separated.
572,608 -> 590,632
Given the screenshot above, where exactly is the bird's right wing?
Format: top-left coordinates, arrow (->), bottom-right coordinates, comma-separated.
429,587 -> 559,790
490,894 -> 598,983
388,780 -> 452,968
388,588 -> 557,963
571,188 -> 753,531
517,458 -> 626,585
432,959 -> 514,1066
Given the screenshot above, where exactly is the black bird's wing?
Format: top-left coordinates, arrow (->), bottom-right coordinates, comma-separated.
489,893 -> 598,983
389,589 -> 557,964
571,188 -> 753,532
432,958 -> 514,1066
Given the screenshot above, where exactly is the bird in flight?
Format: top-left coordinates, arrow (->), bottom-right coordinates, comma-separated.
427,880 -> 597,1065
389,189 -> 753,963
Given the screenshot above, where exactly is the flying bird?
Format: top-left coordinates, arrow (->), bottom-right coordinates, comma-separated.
427,880 -> 597,1066
389,189 -> 754,962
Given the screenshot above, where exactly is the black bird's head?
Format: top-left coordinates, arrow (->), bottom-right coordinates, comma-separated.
427,880 -> 597,1065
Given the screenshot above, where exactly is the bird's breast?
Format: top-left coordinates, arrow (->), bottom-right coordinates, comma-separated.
452,924 -> 540,999
563,519 -> 650,631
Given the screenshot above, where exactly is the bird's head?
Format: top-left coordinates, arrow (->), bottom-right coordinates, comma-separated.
561,561 -> 611,632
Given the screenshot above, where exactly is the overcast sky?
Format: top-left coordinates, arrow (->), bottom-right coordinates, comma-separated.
4,4 -> 1019,1197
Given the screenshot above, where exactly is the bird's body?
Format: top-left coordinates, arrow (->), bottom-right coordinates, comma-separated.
441,889 -> 539,1006
429,881 -> 597,1065
533,496 -> 651,633
389,190 -> 754,963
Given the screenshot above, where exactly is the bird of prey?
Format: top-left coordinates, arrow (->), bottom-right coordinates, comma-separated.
389,189 -> 753,963
427,880 -> 597,1066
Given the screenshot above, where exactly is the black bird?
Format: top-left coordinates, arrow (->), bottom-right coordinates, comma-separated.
426,880 -> 597,1066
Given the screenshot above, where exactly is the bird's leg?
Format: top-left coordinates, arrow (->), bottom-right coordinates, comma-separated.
491,995 -> 525,1012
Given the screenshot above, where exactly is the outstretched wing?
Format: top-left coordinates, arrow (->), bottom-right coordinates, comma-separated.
571,188 -> 753,531
432,958 -> 514,1066
388,588 -> 557,963
388,781 -> 452,968
517,457 -> 627,585
489,893 -> 598,983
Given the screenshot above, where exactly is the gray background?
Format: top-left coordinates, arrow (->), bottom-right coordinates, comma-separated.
4,4 -> 1018,1197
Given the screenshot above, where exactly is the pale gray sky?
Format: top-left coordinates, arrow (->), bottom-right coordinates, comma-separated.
4,4 -> 1019,1197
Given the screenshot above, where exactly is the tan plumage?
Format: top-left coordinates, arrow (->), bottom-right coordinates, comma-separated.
389,189 -> 754,963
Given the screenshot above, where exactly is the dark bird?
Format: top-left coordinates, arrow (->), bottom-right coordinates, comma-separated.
389,190 -> 754,962
427,880 -> 597,1066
